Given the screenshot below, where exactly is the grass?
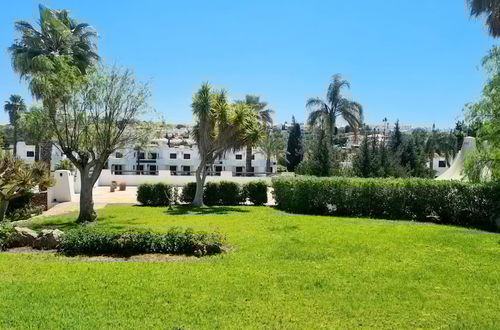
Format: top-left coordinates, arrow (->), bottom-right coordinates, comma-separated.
1,206 -> 499,328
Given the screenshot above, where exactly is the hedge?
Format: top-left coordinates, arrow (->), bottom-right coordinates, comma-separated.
59,226 -> 225,256
272,176 -> 500,231
143,181 -> 268,206
137,183 -> 177,206
243,181 -> 268,206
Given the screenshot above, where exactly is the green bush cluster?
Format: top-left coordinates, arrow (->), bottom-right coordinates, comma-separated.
0,223 -> 14,251
137,183 -> 177,206
242,181 -> 268,206
158,181 -> 268,206
59,226 -> 225,256
273,177 -> 500,231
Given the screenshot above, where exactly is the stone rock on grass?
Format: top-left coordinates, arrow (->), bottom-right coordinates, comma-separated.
8,227 -> 38,248
33,229 -> 64,250
192,243 -> 223,257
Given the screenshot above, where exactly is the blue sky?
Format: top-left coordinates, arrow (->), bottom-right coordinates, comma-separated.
0,0 -> 497,128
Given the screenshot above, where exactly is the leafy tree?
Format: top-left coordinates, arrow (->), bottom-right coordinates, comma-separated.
191,83 -> 259,206
3,95 -> 26,156
20,105 -> 53,162
236,95 -> 273,175
297,128 -> 338,176
465,51 -> 500,180
258,129 -> 286,173
467,0 -> 500,37
285,116 -> 303,171
49,67 -> 150,222
306,74 -> 363,143
0,152 -> 51,222
353,132 -> 373,177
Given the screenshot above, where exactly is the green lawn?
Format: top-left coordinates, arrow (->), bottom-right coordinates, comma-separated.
1,206 -> 499,328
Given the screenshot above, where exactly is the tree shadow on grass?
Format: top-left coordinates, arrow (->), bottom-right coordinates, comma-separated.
164,206 -> 250,216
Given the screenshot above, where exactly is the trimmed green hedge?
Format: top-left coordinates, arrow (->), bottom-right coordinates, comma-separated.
243,181 -> 268,206
59,226 -> 225,256
273,177 -> 500,231
137,183 -> 177,206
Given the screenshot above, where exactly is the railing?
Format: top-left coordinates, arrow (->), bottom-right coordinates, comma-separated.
110,170 -> 277,177
111,170 -> 159,176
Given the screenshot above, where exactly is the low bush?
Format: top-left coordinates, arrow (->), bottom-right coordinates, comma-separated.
59,226 -> 225,256
204,182 -> 220,206
6,191 -> 34,216
0,223 -> 14,251
243,181 -> 268,205
218,181 -> 244,205
181,182 -> 197,204
272,176 -> 500,231
181,181 -> 245,206
137,183 -> 177,206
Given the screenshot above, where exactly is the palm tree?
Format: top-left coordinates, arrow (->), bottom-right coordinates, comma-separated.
236,95 -> 274,176
192,84 -> 260,206
306,74 -> 363,144
3,95 -> 26,157
467,0 -> 500,37
257,129 -> 286,173
9,4 -> 98,87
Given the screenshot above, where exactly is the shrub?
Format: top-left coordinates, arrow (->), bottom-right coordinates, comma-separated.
181,182 -> 197,204
0,223 -> 14,251
243,181 -> 268,205
203,182 -> 220,206
137,183 -> 177,206
218,181 -> 243,205
272,176 -> 500,231
6,190 -> 34,216
58,226 -> 225,256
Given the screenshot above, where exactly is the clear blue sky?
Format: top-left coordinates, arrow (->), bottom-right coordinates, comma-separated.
0,0 -> 497,127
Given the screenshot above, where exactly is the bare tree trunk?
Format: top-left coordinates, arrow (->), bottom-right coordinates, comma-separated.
0,199 -> 10,222
429,154 -> 434,171
245,145 -> 253,176
77,169 -> 97,223
40,141 -> 52,169
192,162 -> 206,207
266,156 -> 272,174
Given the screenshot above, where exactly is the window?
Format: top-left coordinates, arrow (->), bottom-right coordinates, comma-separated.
183,153 -> 191,160
135,165 -> 144,174
26,151 -> 35,158
438,160 -> 446,168
170,153 -> 177,159
115,152 -> 123,158
112,164 -> 123,175
148,165 -> 157,175
139,152 -> 145,160
235,154 -> 242,160
251,154 -> 255,160
150,152 -> 158,160
182,165 -> 190,174
215,166 -> 222,176
169,165 -> 177,175
235,166 -> 243,176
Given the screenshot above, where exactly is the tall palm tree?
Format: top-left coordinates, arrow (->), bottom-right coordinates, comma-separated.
3,95 -> 26,157
306,74 -> 363,144
9,4 -> 98,87
468,0 -> 500,37
236,95 -> 274,175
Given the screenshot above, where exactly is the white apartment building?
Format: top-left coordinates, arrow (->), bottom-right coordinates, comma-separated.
108,138 -> 275,177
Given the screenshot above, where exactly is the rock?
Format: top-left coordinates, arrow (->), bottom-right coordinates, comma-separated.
8,227 -> 38,248
33,229 -> 64,250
